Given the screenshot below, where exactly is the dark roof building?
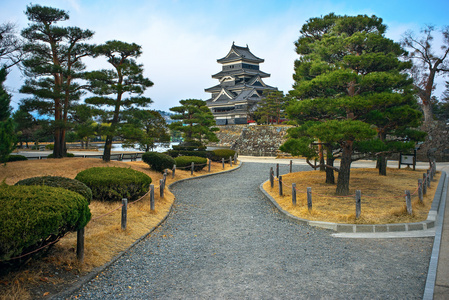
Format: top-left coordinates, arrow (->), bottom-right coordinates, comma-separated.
205,43 -> 277,125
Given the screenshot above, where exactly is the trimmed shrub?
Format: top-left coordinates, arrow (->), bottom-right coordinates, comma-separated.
7,155 -> 28,162
174,156 -> 207,172
15,176 -> 93,204
142,152 -> 175,173
0,185 -> 91,262
75,167 -> 151,202
172,140 -> 206,151
47,153 -> 75,158
166,150 -> 213,158
210,149 -> 236,162
45,144 -> 54,150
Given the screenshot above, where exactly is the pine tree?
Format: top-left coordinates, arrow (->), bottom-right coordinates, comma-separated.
0,68 -> 15,163
85,40 -> 153,162
283,14 -> 424,195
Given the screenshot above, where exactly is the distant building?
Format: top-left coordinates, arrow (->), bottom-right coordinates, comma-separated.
205,43 -> 277,125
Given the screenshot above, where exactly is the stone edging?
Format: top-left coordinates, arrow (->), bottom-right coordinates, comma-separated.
260,171 -> 447,233
51,162 -> 243,300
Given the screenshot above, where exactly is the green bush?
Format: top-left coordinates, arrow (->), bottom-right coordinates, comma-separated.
174,156 -> 208,171
47,153 -> 75,158
0,184 -> 91,262
210,149 -> 236,162
166,150 -> 213,158
15,176 -> 93,204
142,152 -> 175,173
45,144 -> 54,150
75,167 -> 151,202
172,140 -> 206,151
7,155 -> 28,162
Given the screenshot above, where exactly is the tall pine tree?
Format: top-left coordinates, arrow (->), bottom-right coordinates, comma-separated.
283,14 -> 424,195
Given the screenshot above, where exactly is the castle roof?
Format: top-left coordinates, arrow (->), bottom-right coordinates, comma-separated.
211,68 -> 270,79
217,43 -> 264,64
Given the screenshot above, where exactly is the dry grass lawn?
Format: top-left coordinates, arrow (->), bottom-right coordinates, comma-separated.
0,157 -> 239,299
264,167 -> 440,224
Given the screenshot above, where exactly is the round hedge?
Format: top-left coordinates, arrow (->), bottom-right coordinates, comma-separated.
174,156 -> 207,172
15,176 -> 93,204
142,152 -> 175,173
210,149 -> 236,162
75,167 -> 151,202
0,185 -> 91,262
7,155 -> 28,162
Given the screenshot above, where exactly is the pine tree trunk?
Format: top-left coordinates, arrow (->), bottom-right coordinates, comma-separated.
422,102 -> 433,124
103,135 -> 113,162
378,155 -> 387,176
336,141 -> 352,195
325,156 -> 335,184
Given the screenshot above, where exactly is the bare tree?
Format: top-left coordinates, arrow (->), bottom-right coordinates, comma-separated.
0,22 -> 23,70
402,25 -> 449,124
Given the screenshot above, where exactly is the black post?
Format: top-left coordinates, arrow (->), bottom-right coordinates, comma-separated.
121,198 -> 128,230
355,190 -> 361,219
191,162 -> 194,175
292,183 -> 296,206
307,187 -> 312,211
418,179 -> 423,204
150,184 -> 155,211
290,160 -> 293,173
423,173 -> 427,195
172,165 -> 176,179
76,228 -> 84,263
208,159 -> 211,172
279,175 -> 283,196
276,163 -> 279,178
270,167 -> 274,188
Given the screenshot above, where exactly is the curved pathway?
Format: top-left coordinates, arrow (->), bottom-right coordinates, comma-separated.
65,163 -> 433,299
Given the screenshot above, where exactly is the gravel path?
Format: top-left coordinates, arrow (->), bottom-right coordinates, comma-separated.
65,162 -> 433,299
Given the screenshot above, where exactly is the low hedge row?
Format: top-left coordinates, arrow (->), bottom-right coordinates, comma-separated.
0,185 -> 91,262
174,156 -> 208,171
75,167 -> 151,202
7,155 -> 28,162
166,150 -> 212,158
47,153 -> 75,158
210,149 -> 236,162
15,176 -> 93,204
142,152 -> 175,173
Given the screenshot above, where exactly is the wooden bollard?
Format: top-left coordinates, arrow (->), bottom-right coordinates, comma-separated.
290,160 -> 293,173
172,165 -> 176,179
270,167 -> 274,188
76,228 -> 84,263
405,190 -> 412,215
418,179 -> 423,203
427,170 -> 431,188
423,173 -> 427,195
160,179 -> 164,198
234,153 -> 237,164
229,156 -> 232,167
279,175 -> 283,196
307,187 -> 312,211
292,183 -> 296,206
191,162 -> 194,175
208,159 -> 211,172
121,198 -> 128,230
355,190 -> 361,219
150,184 -> 155,211
276,163 -> 279,178
222,158 -> 225,169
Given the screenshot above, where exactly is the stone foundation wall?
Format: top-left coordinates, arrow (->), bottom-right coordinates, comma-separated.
416,121 -> 449,162
210,125 -> 291,156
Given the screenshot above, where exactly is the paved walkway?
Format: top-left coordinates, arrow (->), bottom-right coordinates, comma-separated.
63,161 -> 434,299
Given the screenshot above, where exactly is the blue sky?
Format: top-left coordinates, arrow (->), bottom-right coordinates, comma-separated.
2,0 -> 449,112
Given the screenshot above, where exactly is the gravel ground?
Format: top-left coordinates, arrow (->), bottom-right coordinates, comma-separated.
63,162 -> 433,299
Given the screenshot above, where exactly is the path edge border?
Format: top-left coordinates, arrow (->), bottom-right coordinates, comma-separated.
51,162 -> 243,300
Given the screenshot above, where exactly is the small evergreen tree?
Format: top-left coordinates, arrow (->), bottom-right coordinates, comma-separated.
169,99 -> 219,148
0,68 -> 15,163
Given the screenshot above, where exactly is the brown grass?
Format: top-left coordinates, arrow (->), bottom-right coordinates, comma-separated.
0,158 -> 239,299
264,167 -> 440,224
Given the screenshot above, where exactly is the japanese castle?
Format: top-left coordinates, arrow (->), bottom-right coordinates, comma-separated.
205,43 -> 277,125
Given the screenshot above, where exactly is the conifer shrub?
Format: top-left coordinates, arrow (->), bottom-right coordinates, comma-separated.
166,150 -> 212,158
174,156 -> 207,171
45,144 -> 54,150
7,155 -> 28,162
75,167 -> 151,202
0,184 -> 91,263
15,176 -> 93,204
210,149 -> 236,162
142,152 -> 175,173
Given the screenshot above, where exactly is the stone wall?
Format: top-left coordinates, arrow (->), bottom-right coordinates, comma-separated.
416,121 -> 449,162
210,125 -> 292,156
